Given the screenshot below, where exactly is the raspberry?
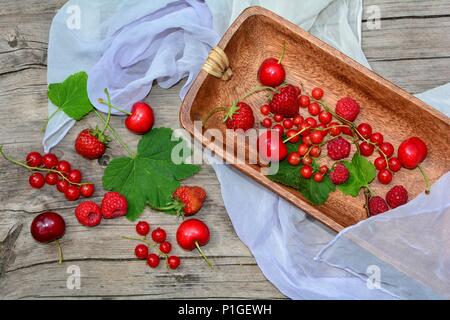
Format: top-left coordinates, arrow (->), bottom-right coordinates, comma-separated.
75,201 -> 102,227
386,185 -> 408,208
101,191 -> 128,219
270,84 -> 300,117
327,137 -> 351,160
330,163 -> 349,185
369,196 -> 389,216
335,97 -> 360,122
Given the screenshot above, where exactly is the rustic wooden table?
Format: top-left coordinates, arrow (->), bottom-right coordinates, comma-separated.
0,0 -> 449,299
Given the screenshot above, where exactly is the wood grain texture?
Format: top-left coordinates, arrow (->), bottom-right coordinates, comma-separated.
1,0 -> 450,299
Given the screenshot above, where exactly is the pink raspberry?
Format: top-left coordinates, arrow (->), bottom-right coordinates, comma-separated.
330,163 -> 349,185
75,201 -> 102,227
327,137 -> 351,160
101,192 -> 128,219
369,196 -> 389,216
336,97 -> 360,122
386,185 -> 408,208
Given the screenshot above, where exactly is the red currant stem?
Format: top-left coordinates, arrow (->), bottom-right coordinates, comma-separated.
282,126 -> 310,143
418,165 -> 431,195
195,241 -> 213,268
363,188 -> 372,218
93,109 -> 134,157
55,239 -> 63,264
121,236 -> 169,258
278,41 -> 286,64
97,98 -> 132,116
0,145 -> 92,186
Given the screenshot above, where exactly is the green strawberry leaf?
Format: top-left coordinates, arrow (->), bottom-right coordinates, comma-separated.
268,161 -> 336,205
102,128 -> 200,221
48,71 -> 94,121
338,152 -> 376,197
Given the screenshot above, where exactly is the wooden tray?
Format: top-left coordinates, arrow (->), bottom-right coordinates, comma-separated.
179,6 -> 450,232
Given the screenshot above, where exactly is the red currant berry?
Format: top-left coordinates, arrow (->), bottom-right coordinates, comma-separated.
261,118 -> 272,128
319,165 -> 329,174
80,183 -> 95,198
147,253 -> 160,268
305,117 -> 317,128
159,242 -> 172,254
328,122 -> 341,136
318,111 -> 332,125
288,152 -> 301,166
341,126 -> 353,136
26,152 -> 42,167
374,157 -> 387,170
285,129 -> 300,143
313,172 -> 324,182
151,227 -> 167,243
300,165 -> 313,179
357,123 -> 372,139
359,142 -> 375,157
378,169 -> 393,185
293,115 -> 304,126
302,156 -> 313,166
310,131 -> 323,144
283,119 -> 294,129
56,160 -> 71,175
308,102 -> 321,116
64,185 -> 80,201
29,173 -> 45,189
68,169 -> 82,183
311,87 -> 324,100
310,146 -> 321,158
302,134 -> 313,146
298,122 -> 311,135
167,256 -> 181,270
260,104 -> 270,115
42,153 -> 58,169
136,221 -> 150,236
272,124 -> 284,135
56,179 -> 70,193
379,142 -> 394,158
388,157 -> 401,172
298,95 -> 310,108
45,172 -> 59,185
298,144 -> 309,156
273,114 -> 284,123
135,244 -> 149,260
370,132 -> 384,145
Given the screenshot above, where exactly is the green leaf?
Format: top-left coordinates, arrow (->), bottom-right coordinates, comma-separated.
269,161 -> 336,205
48,71 -> 94,120
102,128 -> 201,221
338,152 -> 376,197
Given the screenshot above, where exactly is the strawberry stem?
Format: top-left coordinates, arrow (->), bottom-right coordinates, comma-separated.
418,164 -> 431,195
55,239 -> 63,264
278,41 -> 286,65
195,241 -> 213,268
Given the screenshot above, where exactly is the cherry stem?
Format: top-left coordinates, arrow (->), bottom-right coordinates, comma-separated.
278,41 -> 286,64
418,165 -> 431,195
100,88 -> 113,136
55,239 -> 63,264
98,98 -> 132,116
203,106 -> 229,126
121,236 -> 169,258
363,188 -> 372,218
195,241 -> 213,268
0,145 -> 92,186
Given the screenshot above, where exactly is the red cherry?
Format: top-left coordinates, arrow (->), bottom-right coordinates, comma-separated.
388,157 -> 401,172
272,124 -> 284,135
408,137 -> 428,162
313,172 -> 324,182
42,153 -> 58,169
159,242 -> 172,254
80,184 -> 95,198
125,102 -> 155,135
298,95 -> 310,108
136,221 -> 150,236
167,256 -> 181,270
261,118 -> 272,128
135,244 -> 149,260
302,156 -> 313,166
30,212 -> 65,243
298,144 -> 309,156
287,152 -> 301,166
260,104 -> 271,116
310,146 -> 321,158
359,142 -> 375,157
56,180 -> 70,193
258,58 -> 286,87
308,102 -> 321,116
379,142 -> 394,158
68,169 -> 82,183
45,172 -> 59,185
374,157 -> 387,170
370,132 -> 384,145
285,129 -> 300,143
328,122 -> 341,136
147,253 -> 160,268
176,219 -> 210,251
293,115 -> 304,126
257,131 -> 288,162
319,165 -> 329,174
357,123 -> 372,139
310,131 -> 323,144
300,165 -> 313,179
26,152 -> 42,167
397,137 -> 428,169
56,160 -> 71,175
64,186 -> 80,201
29,173 -> 45,189
273,114 -> 284,123
318,111 -> 332,125
282,119 -> 294,129
378,169 -> 393,185
311,87 -> 324,100
151,227 -> 167,243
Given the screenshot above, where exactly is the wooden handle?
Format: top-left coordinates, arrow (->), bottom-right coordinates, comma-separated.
202,47 -> 233,81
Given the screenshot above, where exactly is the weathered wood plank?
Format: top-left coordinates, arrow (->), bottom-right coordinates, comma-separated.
363,0 -> 450,19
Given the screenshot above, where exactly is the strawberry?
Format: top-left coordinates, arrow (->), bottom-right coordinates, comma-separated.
75,128 -> 110,160
157,186 -> 206,217
269,84 -> 300,117
101,191 -> 128,219
224,102 -> 255,131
